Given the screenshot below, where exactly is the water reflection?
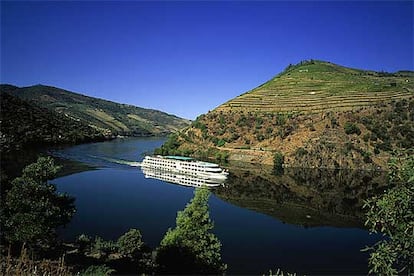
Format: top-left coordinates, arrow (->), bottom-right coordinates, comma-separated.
214,164 -> 388,228
141,166 -> 225,188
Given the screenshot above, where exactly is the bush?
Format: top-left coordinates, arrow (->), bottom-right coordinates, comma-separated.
215,151 -> 229,163
295,147 -> 308,157
91,237 -> 117,257
344,122 -> 361,135
273,152 -> 284,174
363,155 -> 414,275
76,234 -> 92,253
82,265 -> 115,276
216,139 -> 226,147
117,228 -> 144,258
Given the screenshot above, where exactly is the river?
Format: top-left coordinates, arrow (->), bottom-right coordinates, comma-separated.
50,137 -> 382,275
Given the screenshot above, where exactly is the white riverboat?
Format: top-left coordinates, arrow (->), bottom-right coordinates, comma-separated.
141,155 -> 228,181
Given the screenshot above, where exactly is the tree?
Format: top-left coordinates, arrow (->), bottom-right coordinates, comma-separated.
273,151 -> 284,175
363,155 -> 414,275
344,122 -> 361,135
2,157 -> 75,250
156,188 -> 226,274
117,228 -> 144,258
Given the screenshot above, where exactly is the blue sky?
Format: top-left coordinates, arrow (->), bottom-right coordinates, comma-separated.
1,1 -> 413,119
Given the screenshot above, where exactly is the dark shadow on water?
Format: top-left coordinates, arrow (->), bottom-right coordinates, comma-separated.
214,163 -> 388,228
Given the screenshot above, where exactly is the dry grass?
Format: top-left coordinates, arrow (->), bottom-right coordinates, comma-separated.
0,245 -> 72,276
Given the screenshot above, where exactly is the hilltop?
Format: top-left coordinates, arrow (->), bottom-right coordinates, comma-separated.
217,60 -> 413,113
1,84 -> 190,137
157,60 -> 414,170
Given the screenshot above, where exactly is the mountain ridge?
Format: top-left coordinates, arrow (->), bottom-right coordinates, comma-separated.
1,84 -> 191,137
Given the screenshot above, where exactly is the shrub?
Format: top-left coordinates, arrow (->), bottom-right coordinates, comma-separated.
117,228 -> 144,257
363,155 -> 414,275
273,152 -> 284,174
216,139 -> 226,147
82,265 -> 115,276
91,237 -> 117,257
344,122 -> 361,135
295,147 -> 308,157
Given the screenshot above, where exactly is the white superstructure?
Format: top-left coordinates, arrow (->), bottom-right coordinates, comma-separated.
141,155 -> 228,181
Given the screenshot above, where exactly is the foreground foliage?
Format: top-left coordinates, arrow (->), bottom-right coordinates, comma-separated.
1,157 -> 75,251
364,154 -> 414,275
157,188 -> 226,274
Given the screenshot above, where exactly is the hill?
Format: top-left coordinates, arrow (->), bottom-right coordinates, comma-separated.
2,84 -> 190,137
0,92 -> 106,153
156,60 -> 414,170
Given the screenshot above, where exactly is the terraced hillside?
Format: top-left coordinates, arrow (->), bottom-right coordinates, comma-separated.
216,60 -> 413,113
156,60 -> 414,170
1,84 -> 190,137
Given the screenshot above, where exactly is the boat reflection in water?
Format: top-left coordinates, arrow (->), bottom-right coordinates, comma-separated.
141,166 -> 226,188
140,155 -> 228,188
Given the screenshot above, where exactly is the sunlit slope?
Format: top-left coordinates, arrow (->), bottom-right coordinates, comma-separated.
216,60 -> 413,113
3,84 -> 190,136
159,60 -> 413,170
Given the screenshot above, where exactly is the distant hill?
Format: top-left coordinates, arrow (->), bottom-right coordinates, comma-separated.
156,60 -> 414,170
0,92 -> 106,153
2,84 -> 190,137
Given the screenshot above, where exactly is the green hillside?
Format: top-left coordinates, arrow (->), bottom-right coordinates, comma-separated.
157,60 -> 414,170
217,60 -> 413,113
0,92 -> 105,153
2,84 -> 190,137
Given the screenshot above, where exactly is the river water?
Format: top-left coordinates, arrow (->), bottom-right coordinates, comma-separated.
50,137 -> 383,275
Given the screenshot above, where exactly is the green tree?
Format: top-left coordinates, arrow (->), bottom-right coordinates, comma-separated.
363,155 -> 414,275
344,122 -> 361,135
273,151 -> 284,175
2,157 -> 75,250
117,228 -> 144,258
156,188 -> 226,274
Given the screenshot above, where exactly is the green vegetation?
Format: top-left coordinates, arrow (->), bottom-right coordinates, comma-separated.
117,229 -> 144,258
218,60 -> 413,114
157,188 -> 226,274
71,229 -> 154,274
81,265 -> 115,276
273,152 -> 284,174
154,133 -> 183,155
1,84 -> 190,138
344,122 -> 361,135
363,155 -> 414,275
0,92 -> 106,153
1,157 -> 75,250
